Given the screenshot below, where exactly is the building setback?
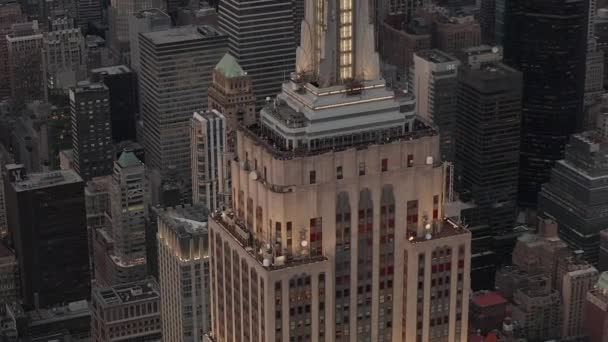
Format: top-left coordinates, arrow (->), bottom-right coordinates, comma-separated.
3,165 -> 90,309
139,25 -> 227,202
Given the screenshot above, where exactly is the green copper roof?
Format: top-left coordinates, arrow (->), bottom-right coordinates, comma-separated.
117,151 -> 142,168
215,53 -> 246,78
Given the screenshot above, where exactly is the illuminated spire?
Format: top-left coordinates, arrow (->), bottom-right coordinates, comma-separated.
296,0 -> 380,87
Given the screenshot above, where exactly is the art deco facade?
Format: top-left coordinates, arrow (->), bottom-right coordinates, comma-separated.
208,54 -> 257,129
207,1 -> 471,341
158,205 -> 211,341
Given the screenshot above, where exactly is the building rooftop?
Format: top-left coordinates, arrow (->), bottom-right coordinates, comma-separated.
160,204 -> 209,236
27,300 -> 89,326
143,25 -> 223,44
93,279 -> 159,307
71,81 -> 107,94
215,53 -> 246,78
134,7 -> 169,19
416,49 -> 458,64
91,65 -> 131,75
472,291 -> 508,308
8,166 -> 82,192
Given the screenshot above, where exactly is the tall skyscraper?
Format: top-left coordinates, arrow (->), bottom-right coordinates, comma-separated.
218,0 -> 297,108
127,8 -> 171,74
107,0 -> 164,59
157,205 -> 211,341
191,110 -> 228,211
504,0 -> 589,207
206,1 -> 472,341
559,255 -> 599,340
93,150 -> 148,286
42,25 -> 87,95
70,82 -> 114,181
91,65 -> 138,142
139,25 -> 227,202
455,46 -> 522,288
76,0 -> 102,33
412,49 -> 460,162
538,112 -> 608,265
208,53 -> 256,129
6,21 -> 44,102
3,165 -> 90,309
0,2 -> 23,101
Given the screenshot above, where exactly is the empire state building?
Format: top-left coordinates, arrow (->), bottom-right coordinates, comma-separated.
205,0 -> 472,341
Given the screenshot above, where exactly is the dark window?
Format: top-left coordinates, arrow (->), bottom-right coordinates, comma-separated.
359,162 -> 365,176
337,166 -> 343,180
407,154 -> 414,167
382,158 -> 388,172
310,170 -> 316,184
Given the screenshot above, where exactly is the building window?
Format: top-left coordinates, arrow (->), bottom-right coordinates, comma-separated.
407,154 -> 414,168
382,158 -> 388,172
359,162 -> 365,176
406,200 -> 419,238
337,166 -> 343,180
310,170 -> 316,184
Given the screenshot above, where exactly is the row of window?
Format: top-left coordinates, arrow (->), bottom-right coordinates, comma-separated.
308,155 -> 415,184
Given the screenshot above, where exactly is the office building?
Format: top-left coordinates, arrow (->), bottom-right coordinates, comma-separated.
538,112 -> 608,264
585,272 -> 608,342
91,278 -> 161,342
380,17 -> 431,79
469,291 -> 508,335
107,0 -> 164,59
6,21 -> 44,102
418,6 -> 481,54
479,0 -> 496,44
42,26 -> 87,97
191,110 -> 228,211
91,65 -> 138,142
93,151 -> 148,286
0,244 -> 18,314
504,0 -> 589,207
76,0 -> 102,33
127,8 -> 171,74
206,1 -> 472,341
412,49 -> 460,162
70,82 -> 114,181
3,165 -> 90,309
140,25 -> 227,202
208,53 -> 256,129
560,256 -> 598,340
218,0 -> 297,108
157,205 -> 211,341
0,2 -> 22,100
24,300 -> 90,338
455,46 -> 522,287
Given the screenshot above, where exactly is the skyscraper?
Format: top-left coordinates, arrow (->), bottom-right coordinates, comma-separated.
206,1 -> 472,341
76,0 -> 102,33
127,8 -> 171,74
538,112 -> 608,265
107,0 -> 164,59
455,46 -> 522,288
0,2 -> 23,101
218,0 -> 297,108
93,150 -> 148,286
70,82 -> 114,181
6,21 -> 44,102
157,205 -> 211,341
504,0 -> 589,207
3,165 -> 90,309
91,65 -> 138,142
41,25 -> 87,95
412,49 -> 460,162
208,53 -> 256,129
191,110 -> 228,211
139,25 -> 227,202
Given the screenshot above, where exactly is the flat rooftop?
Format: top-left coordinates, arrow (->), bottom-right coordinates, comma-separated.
416,49 -> 458,64
94,279 -> 159,307
71,81 -> 108,93
161,204 -> 209,236
134,7 -> 169,19
143,25 -> 223,44
8,167 -> 82,192
27,300 -> 90,325
91,65 -> 131,75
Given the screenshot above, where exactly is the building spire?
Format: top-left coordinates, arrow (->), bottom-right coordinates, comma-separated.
296,0 -> 380,87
